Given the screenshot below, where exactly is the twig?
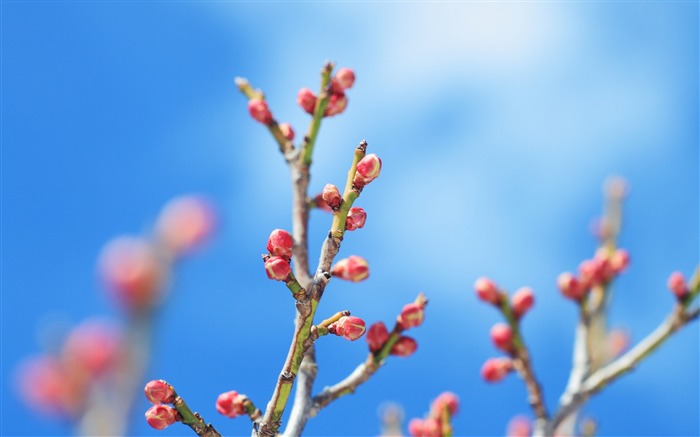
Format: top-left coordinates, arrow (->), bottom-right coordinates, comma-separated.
172,395 -> 222,437
283,347 -> 318,437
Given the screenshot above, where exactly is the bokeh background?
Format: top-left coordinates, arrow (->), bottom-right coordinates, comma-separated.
2,2 -> 698,436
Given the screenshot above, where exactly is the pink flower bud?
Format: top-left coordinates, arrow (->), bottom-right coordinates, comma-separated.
345,207 -> 367,231
267,229 -> 294,260
312,193 -> 333,212
408,418 -> 424,437
216,390 -> 247,418
16,356 -> 81,415
511,287 -> 534,318
264,256 -> 291,281
324,92 -> 348,117
331,67 -> 356,93
144,380 -> 176,405
331,255 -> 369,282
145,404 -> 179,430
278,122 -> 295,141
63,319 -> 121,375
321,184 -> 342,210
667,271 -> 688,298
421,418 -> 442,437
431,391 -> 459,416
609,249 -> 630,274
297,88 -> 317,114
474,277 -> 501,305
606,328 -> 630,359
397,302 -> 426,330
353,154 -> 382,187
328,316 -> 366,341
557,272 -> 584,301
366,321 -> 390,352
490,323 -> 513,352
507,415 -> 532,437
248,98 -> 273,124
481,357 -> 513,382
579,257 -> 611,289
156,196 -> 216,256
390,336 -> 417,357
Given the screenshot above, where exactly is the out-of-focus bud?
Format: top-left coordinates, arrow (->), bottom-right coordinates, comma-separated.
366,321 -> 390,353
216,390 -> 247,418
481,357 -> 513,383
16,356 -> 80,416
474,277 -> 501,305
62,319 -> 121,375
331,67 -> 356,93
156,196 -> 216,256
390,336 -> 417,357
397,302 -> 425,330
331,255 -> 369,282
324,92 -> 348,117
507,415 -> 532,437
667,271 -> 688,299
321,184 -> 342,211
328,316 -> 366,341
431,391 -> 459,416
421,418 -> 442,437
408,418 -> 424,437
606,328 -> 630,359
345,207 -> 367,231
605,176 -> 628,200
278,122 -> 295,141
490,323 -> 513,352
144,380 -> 176,405
511,287 -> 535,318
99,236 -> 164,311
557,272 -> 584,301
578,259 -> 600,290
312,193 -> 333,212
248,98 -> 273,124
145,404 -> 179,430
266,229 -> 294,260
264,256 -> 292,281
297,88 -> 317,114
609,249 -> 630,274
353,154 -> 382,187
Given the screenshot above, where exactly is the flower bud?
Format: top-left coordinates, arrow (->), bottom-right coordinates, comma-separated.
353,154 -> 382,187
421,418 -> 442,437
609,249 -> 630,274
557,272 -> 584,301
328,316 -> 366,341
16,356 -> 81,415
345,207 -> 367,231
248,98 -> 273,124
278,122 -> 295,141
606,328 -> 630,359
667,271 -> 688,299
490,323 -> 513,352
507,415 -> 532,437
390,336 -> 417,357
145,404 -> 178,430
312,193 -> 333,212
408,418 -> 424,437
144,380 -> 176,405
511,287 -> 534,318
156,196 -> 216,256
63,320 -> 121,375
321,184 -> 342,210
366,321 -> 389,352
331,255 -> 369,282
264,256 -> 291,281
216,390 -> 247,418
297,88 -> 317,114
397,302 -> 425,330
431,391 -> 459,416
267,229 -> 293,260
474,277 -> 501,305
579,257 -> 610,289
324,92 -> 348,117
481,357 -> 513,382
331,67 -> 356,93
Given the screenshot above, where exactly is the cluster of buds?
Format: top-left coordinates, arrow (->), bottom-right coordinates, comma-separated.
264,229 -> 294,281
327,316 -> 367,341
366,295 -> 427,358
297,67 -> 355,117
331,255 -> 369,282
474,278 -> 535,319
557,248 -> 630,302
408,392 -> 459,437
144,380 -> 179,430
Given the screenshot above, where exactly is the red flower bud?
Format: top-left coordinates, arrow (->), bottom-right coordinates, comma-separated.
328,316 -> 366,341
16,356 -> 81,415
278,122 -> 295,141
321,184 -> 342,210
63,320 -> 121,375
421,418 -> 442,437
267,229 -> 293,260
511,287 -> 534,318
557,272 -> 584,301
313,193 -> 333,212
490,323 -> 513,352
397,302 -> 425,330
609,249 -> 630,274
331,67 -> 356,93
248,98 -> 273,124
331,255 -> 369,282
297,88 -> 317,114
353,153 -> 382,187
366,321 -> 390,352
579,258 -> 610,289
667,271 -> 688,299
481,357 -> 513,382
390,336 -> 417,357
431,391 -> 459,416
264,256 -> 291,281
155,196 -> 216,256
345,207 -> 367,231
324,92 -> 348,117
408,418 -> 424,437
507,415 -> 532,437
216,390 -> 247,418
145,404 -> 178,430
144,380 -> 176,405
474,277 -> 501,305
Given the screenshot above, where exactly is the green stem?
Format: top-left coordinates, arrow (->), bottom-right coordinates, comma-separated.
330,141 -> 367,239
299,63 -> 334,167
172,395 -> 221,437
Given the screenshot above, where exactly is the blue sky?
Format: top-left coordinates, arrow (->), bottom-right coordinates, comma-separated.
2,2 -> 698,436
